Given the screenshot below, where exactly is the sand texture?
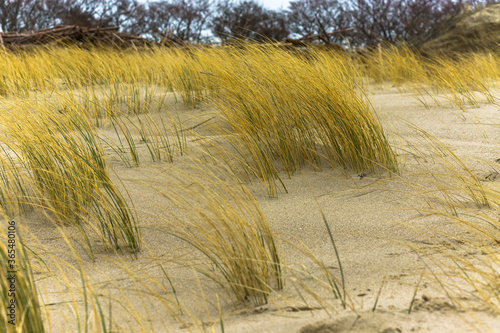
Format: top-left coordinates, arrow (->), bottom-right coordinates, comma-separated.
2,85 -> 500,332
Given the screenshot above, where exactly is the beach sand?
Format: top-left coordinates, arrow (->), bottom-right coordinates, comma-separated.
3,85 -> 500,332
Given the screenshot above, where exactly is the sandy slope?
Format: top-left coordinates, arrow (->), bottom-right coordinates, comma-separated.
3,86 -> 500,332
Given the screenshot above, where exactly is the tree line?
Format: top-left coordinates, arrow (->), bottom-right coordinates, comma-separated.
0,0 -> 498,46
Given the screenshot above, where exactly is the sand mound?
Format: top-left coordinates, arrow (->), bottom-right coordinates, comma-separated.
299,312 -> 401,333
421,4 -> 500,53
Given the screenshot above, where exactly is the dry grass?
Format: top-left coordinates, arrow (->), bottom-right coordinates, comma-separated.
0,106 -> 141,258
200,45 -> 398,196
146,159 -> 283,306
1,45 -> 400,197
360,44 -> 500,109
391,128 -> 500,317
1,43 -> 500,331
0,226 -> 45,332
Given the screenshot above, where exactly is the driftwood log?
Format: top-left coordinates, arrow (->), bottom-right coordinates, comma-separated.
0,25 -> 152,48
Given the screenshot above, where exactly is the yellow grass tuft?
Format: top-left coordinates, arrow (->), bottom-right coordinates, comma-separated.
0,226 -> 45,333
150,159 -> 283,306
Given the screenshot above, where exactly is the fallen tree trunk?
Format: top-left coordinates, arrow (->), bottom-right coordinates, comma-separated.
0,25 -> 152,48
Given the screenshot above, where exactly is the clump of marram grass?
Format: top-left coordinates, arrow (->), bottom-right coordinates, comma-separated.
193,45 -> 398,196
361,43 -> 426,86
0,105 -> 141,258
151,159 -> 282,306
0,228 -> 45,333
360,45 -> 500,109
420,53 -> 498,109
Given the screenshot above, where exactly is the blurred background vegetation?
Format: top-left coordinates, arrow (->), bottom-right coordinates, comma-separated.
1,0 -> 499,51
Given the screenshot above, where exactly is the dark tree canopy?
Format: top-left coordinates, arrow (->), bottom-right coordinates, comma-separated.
0,0 -> 498,46
211,1 -> 289,42
288,0 -> 351,43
